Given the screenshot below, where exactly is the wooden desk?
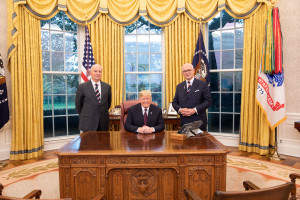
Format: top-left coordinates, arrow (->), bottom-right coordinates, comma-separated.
109,115 -> 181,131
56,131 -> 228,200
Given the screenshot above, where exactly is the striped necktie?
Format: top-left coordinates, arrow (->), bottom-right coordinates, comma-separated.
95,83 -> 101,103
187,81 -> 191,93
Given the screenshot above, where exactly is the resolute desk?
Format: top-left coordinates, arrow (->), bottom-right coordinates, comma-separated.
56,131 -> 228,200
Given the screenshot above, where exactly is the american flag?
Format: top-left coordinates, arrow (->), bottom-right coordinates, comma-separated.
81,26 -> 95,82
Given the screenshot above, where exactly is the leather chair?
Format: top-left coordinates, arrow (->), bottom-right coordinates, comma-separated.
120,100 -> 158,131
184,181 -> 294,200
289,173 -> 300,200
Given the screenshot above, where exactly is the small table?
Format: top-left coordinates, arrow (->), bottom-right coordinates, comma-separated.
109,115 -> 181,131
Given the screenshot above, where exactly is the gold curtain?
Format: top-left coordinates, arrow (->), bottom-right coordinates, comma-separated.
164,13 -> 201,108
9,6 -> 44,160
239,3 -> 275,155
89,14 -> 124,108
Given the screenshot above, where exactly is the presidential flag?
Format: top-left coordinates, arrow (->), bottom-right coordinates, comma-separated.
256,7 -> 286,129
0,54 -> 9,130
81,26 -> 95,82
192,29 -> 211,88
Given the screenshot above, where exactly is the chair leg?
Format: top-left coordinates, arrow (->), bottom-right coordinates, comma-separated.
289,173 -> 300,200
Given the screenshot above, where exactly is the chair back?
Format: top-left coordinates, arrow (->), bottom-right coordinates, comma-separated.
120,100 -> 158,131
212,182 -> 293,200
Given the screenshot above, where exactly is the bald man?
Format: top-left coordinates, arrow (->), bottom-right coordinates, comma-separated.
75,64 -> 112,131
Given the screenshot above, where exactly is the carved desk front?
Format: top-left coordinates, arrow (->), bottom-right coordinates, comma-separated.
56,131 -> 228,200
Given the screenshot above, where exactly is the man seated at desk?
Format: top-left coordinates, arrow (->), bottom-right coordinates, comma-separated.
125,90 -> 164,134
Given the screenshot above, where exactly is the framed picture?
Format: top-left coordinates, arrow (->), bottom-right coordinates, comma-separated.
167,103 -> 178,116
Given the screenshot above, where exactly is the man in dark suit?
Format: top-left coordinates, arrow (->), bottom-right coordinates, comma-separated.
75,64 -> 112,131
172,63 -> 212,131
125,90 -> 164,134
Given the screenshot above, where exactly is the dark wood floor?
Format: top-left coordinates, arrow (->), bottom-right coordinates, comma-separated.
1,147 -> 300,170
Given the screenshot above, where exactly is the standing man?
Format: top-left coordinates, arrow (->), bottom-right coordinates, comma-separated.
125,90 -> 164,134
76,64 -> 112,131
172,63 -> 212,131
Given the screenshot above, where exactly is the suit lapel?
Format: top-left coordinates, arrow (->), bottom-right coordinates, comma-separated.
87,80 -> 99,103
137,104 -> 145,125
147,105 -> 154,126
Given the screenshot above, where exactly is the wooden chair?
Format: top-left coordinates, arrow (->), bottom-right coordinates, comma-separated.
0,183 -> 41,200
120,100 -> 157,131
184,181 -> 294,200
289,173 -> 300,200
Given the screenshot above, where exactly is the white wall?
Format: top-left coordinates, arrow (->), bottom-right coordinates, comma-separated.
0,0 -> 300,161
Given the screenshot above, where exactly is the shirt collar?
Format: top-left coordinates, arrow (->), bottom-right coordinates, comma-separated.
186,77 -> 195,85
91,80 -> 100,87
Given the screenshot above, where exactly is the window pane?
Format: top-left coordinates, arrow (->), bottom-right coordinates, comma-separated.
51,52 -> 64,71
222,30 -> 234,50
208,13 -> 220,30
44,117 -> 53,138
125,74 -> 137,92
53,95 -> 66,115
53,74 -> 66,94
125,35 -> 136,53
235,93 -> 241,113
222,50 -> 234,69
208,93 -> 219,112
51,32 -> 64,51
209,31 -> 220,50
64,13 -> 77,32
221,114 -> 233,133
67,95 -> 77,114
150,35 -> 161,53
235,71 -> 242,92
221,72 -> 233,91
234,114 -> 240,134
65,32 -> 77,52
221,10 -> 234,29
65,53 -> 78,72
221,93 -> 233,112
209,51 -> 221,70
208,113 -> 219,132
68,116 -> 80,135
43,96 -> 52,116
41,20 -> 49,29
150,54 -> 162,71
125,23 -> 136,34
43,74 -> 52,94
50,12 -> 63,30
150,74 -> 162,92
54,117 -> 67,137
137,17 -> 149,34
235,49 -> 243,69
67,74 -> 79,94
126,93 -> 138,100
210,72 -> 220,92
138,74 -> 150,91
138,54 -> 149,71
152,93 -> 162,108
236,19 -> 244,28
137,35 -> 149,53
42,51 -> 50,71
41,31 -> 50,51
150,24 -> 161,34
235,28 -> 244,49
125,54 -> 137,72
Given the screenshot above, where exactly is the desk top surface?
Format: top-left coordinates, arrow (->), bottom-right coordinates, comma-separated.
56,131 -> 228,156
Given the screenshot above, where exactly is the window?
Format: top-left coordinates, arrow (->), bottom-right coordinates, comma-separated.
207,10 -> 243,134
124,16 -> 163,108
41,11 -> 80,138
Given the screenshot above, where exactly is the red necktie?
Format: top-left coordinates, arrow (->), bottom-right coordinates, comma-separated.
144,108 -> 147,125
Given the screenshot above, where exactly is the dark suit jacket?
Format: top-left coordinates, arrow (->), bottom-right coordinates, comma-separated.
75,80 -> 111,131
125,103 -> 164,133
172,79 -> 212,131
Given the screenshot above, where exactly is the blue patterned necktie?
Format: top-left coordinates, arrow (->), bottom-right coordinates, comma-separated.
95,83 -> 101,103
187,81 -> 191,93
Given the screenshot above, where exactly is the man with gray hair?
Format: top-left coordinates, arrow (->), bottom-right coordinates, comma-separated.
75,64 -> 112,131
125,90 -> 164,134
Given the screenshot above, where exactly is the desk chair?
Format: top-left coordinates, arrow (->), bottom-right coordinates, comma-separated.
184,181 -> 294,200
120,100 -> 157,131
0,183 -> 41,199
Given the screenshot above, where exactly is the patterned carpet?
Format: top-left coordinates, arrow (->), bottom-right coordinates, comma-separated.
0,155 -> 299,199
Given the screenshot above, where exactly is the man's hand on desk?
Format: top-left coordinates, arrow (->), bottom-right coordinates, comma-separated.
179,108 -> 196,116
137,125 -> 155,134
